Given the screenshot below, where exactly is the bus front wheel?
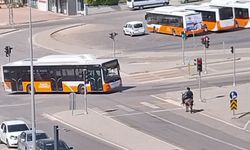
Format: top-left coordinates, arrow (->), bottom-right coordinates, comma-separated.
26,84 -> 35,94
235,21 -> 239,29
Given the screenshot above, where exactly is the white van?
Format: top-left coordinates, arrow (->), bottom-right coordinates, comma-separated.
127,0 -> 170,10
123,21 -> 145,36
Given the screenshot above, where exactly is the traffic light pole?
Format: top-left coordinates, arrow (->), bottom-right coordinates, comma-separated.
182,38 -> 185,65
199,71 -> 202,102
83,69 -> 88,114
113,39 -> 115,58
232,46 -> 236,87
204,46 -> 207,74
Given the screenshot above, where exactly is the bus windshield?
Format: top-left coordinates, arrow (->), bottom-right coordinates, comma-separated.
102,60 -> 120,82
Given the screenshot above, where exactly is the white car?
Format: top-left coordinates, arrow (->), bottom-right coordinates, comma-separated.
123,21 -> 145,36
0,120 -> 29,148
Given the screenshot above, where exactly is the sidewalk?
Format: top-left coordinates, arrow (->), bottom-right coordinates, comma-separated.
0,4 -> 65,27
47,110 -> 183,150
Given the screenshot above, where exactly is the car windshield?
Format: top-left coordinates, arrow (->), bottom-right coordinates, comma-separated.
44,141 -> 70,150
27,133 -> 48,141
8,124 -> 29,132
134,23 -> 143,28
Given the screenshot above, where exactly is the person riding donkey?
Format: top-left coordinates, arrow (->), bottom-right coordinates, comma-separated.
182,87 -> 194,113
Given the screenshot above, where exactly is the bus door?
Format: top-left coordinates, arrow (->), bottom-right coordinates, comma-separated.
88,68 -> 103,92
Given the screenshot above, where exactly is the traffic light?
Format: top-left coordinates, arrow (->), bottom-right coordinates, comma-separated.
230,46 -> 234,53
201,37 -> 206,45
201,36 -> 210,48
197,57 -> 202,72
4,46 -> 12,57
109,33 -> 114,40
109,32 -> 118,40
205,36 -> 210,48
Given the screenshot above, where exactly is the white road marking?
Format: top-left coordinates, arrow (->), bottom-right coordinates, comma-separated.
140,102 -> 160,109
116,105 -> 135,112
42,113 -> 129,150
151,95 -> 182,106
151,95 -> 250,132
109,108 -> 183,118
243,120 -> 250,130
147,112 -> 249,150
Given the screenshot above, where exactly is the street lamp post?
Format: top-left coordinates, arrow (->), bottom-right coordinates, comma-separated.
28,1 -> 36,149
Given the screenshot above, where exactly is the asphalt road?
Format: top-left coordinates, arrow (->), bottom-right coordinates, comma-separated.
1,8 -> 250,150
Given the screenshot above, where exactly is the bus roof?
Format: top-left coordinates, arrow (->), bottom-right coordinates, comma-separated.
147,6 -> 200,16
2,54 -> 116,67
210,0 -> 250,8
185,3 -> 224,12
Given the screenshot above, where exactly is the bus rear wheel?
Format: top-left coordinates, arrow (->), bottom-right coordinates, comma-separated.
172,29 -> 176,36
78,84 -> 85,94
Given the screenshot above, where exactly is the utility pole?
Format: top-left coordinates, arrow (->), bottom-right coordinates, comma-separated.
28,0 -> 36,149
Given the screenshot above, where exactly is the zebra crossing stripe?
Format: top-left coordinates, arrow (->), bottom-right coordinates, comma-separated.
140,102 -> 160,109
116,105 -> 135,112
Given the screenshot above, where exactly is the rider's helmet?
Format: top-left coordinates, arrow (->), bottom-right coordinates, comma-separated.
187,87 -> 190,90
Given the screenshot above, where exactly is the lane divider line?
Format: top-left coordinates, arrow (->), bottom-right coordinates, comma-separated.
147,112 -> 249,150
151,95 -> 250,132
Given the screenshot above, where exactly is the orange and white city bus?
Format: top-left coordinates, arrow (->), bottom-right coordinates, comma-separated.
145,6 -> 205,36
210,0 -> 250,28
1,54 -> 122,93
185,3 -> 235,31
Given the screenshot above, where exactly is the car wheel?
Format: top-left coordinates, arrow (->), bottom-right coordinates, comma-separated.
6,139 -> 10,148
139,6 -> 143,10
0,139 -> 3,144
